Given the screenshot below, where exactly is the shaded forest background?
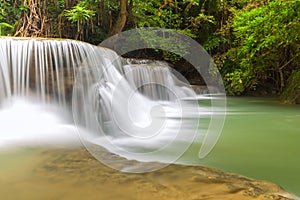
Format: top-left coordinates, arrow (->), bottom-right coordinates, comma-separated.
0,0 -> 299,103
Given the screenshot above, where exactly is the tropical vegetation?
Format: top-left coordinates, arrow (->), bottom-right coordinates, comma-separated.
0,0 -> 299,103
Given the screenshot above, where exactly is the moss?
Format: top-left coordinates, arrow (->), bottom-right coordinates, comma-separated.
280,70 -> 300,104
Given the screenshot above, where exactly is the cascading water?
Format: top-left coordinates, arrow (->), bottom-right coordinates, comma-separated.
0,37 -> 99,147
123,64 -> 195,100
0,37 -> 218,172
0,37 -> 124,105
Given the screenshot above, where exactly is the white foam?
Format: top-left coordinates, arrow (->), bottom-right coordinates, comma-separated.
0,98 -> 80,149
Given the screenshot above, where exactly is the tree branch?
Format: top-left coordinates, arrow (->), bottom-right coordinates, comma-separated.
280,53 -> 300,70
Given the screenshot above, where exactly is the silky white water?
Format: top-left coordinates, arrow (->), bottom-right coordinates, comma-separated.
0,37 -> 219,171
0,97 -> 79,148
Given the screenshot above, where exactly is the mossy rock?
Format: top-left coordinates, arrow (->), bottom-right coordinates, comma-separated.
280,70 -> 300,104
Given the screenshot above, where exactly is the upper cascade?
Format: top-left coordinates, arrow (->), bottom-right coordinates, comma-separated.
0,37 -> 123,106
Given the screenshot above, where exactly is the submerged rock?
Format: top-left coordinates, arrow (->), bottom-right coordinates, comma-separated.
35,148 -> 297,200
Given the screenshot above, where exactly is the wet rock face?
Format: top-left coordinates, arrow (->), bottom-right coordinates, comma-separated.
280,70 -> 300,104
27,45 -> 81,102
28,62 -> 75,101
36,148 -> 296,200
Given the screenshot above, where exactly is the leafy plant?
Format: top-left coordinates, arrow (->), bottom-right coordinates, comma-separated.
63,2 -> 94,24
62,1 -> 95,40
228,0 -> 300,94
0,22 -> 14,35
224,67 -> 255,95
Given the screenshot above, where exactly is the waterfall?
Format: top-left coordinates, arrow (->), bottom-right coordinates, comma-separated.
123,64 -> 195,100
0,37 -> 125,148
0,37 -> 123,106
0,37 -> 217,172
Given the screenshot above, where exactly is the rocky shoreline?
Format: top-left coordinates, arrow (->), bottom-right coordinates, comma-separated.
33,148 -> 297,200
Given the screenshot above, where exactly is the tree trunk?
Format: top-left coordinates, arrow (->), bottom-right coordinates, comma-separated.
278,67 -> 284,92
108,0 -> 128,36
14,0 -> 46,37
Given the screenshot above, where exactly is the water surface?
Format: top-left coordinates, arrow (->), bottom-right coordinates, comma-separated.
0,97 -> 299,198
179,97 -> 300,196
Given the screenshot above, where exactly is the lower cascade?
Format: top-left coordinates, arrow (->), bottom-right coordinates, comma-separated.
0,37 -> 222,172
123,63 -> 196,100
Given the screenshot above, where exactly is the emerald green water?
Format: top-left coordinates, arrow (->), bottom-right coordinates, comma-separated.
0,97 -> 299,198
179,97 -> 300,196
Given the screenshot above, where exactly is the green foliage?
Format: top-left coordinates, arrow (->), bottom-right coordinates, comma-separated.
61,1 -> 95,40
0,0 -> 25,35
63,1 -> 95,24
233,0 -> 300,57
0,0 -> 299,101
0,22 -> 14,36
117,28 -> 191,63
132,0 -> 217,37
131,0 -> 218,63
224,0 -> 300,95
204,34 -> 226,52
224,67 -> 256,95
